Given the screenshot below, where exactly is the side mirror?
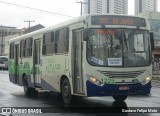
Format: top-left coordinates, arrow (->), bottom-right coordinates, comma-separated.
83,28 -> 89,41
150,32 -> 155,51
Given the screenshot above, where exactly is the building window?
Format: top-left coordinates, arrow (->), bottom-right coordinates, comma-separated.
139,0 -> 142,12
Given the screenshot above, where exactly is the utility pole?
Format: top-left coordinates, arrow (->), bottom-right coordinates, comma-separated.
24,20 -> 35,33
76,0 -> 88,15
0,25 -> 5,55
1,29 -> 3,55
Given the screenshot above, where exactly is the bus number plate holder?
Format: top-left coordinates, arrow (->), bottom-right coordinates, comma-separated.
119,86 -> 129,90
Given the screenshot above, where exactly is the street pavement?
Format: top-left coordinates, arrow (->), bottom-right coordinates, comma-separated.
152,74 -> 160,79
0,70 -> 160,116
152,73 -> 160,88
152,78 -> 160,88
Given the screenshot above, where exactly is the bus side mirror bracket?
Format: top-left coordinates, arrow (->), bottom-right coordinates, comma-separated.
150,32 -> 155,51
83,29 -> 89,41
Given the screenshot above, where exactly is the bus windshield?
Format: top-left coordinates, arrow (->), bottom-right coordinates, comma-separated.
87,28 -> 151,67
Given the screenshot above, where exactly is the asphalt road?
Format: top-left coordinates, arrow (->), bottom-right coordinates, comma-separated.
0,71 -> 160,116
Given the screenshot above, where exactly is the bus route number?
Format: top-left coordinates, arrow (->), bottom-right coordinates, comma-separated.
101,78 -> 115,84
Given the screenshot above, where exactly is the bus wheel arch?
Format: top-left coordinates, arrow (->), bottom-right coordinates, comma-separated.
60,75 -> 72,104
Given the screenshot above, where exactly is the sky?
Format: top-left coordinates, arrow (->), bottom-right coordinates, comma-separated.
0,0 -> 159,29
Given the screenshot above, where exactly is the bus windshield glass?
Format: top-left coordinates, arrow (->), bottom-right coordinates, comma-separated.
87,28 -> 151,67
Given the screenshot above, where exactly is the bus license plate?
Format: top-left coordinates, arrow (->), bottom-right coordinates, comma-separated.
119,86 -> 129,90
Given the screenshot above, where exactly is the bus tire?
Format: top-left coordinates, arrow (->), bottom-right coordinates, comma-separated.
61,78 -> 71,104
23,75 -> 37,97
112,95 -> 127,101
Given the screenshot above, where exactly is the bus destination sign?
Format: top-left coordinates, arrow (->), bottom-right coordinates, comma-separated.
91,15 -> 146,27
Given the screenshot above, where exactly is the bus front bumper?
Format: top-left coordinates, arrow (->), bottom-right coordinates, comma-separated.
86,80 -> 151,97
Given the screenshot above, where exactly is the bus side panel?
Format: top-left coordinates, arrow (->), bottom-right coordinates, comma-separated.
40,55 -> 70,93
21,58 -> 34,88
8,58 -> 34,87
8,59 -> 18,84
8,61 -> 22,86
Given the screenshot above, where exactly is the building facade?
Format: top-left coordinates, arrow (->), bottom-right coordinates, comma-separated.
137,11 -> 160,74
83,0 -> 128,14
1,24 -> 44,56
0,26 -> 24,56
135,0 -> 158,15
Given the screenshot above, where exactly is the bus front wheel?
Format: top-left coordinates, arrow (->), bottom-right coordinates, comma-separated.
112,95 -> 127,101
61,78 -> 71,104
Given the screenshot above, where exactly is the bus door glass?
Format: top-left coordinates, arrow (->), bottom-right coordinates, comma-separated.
15,44 -> 19,84
73,29 -> 84,94
33,39 -> 41,86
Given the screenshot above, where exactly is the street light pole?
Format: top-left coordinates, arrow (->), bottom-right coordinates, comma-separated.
76,0 -> 88,15
1,29 -> 3,55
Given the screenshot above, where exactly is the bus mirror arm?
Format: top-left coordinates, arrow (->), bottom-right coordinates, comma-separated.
83,29 -> 89,41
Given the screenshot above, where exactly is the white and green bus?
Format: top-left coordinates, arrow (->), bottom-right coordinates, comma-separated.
9,14 -> 154,104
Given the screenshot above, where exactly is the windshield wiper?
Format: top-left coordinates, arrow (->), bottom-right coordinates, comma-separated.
123,30 -> 128,51
128,26 -> 139,40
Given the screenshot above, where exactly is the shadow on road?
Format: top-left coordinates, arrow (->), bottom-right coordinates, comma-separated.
27,92 -> 129,114
9,91 -> 157,116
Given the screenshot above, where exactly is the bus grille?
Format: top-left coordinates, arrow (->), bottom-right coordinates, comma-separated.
98,70 -> 145,79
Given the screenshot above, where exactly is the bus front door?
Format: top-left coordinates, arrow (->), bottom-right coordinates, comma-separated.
33,39 -> 41,87
73,29 -> 84,94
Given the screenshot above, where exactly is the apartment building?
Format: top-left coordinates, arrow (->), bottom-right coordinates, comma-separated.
83,0 -> 128,14
135,0 -> 158,15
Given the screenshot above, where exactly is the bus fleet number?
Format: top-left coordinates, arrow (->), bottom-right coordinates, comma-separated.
101,78 -> 115,84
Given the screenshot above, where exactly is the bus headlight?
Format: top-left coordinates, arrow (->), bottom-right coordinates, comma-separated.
89,76 -> 104,86
141,76 -> 151,85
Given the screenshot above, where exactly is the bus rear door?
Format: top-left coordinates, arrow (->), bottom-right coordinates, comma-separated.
33,39 -> 41,87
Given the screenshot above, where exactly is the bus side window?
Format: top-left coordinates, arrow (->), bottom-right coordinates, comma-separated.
55,31 -> 59,53
55,27 -> 69,54
10,43 -> 14,59
20,40 -> 26,57
42,32 -> 54,55
25,38 -> 33,57
64,28 -> 69,53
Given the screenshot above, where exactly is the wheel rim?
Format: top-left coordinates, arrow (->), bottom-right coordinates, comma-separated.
63,84 -> 69,98
62,79 -> 71,104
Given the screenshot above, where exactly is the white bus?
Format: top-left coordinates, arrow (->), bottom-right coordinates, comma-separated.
9,14 -> 154,104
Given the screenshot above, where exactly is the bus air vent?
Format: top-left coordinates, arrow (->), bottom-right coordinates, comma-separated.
97,70 -> 145,79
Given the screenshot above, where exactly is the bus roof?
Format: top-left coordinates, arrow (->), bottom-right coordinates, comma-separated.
9,14 -> 146,43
